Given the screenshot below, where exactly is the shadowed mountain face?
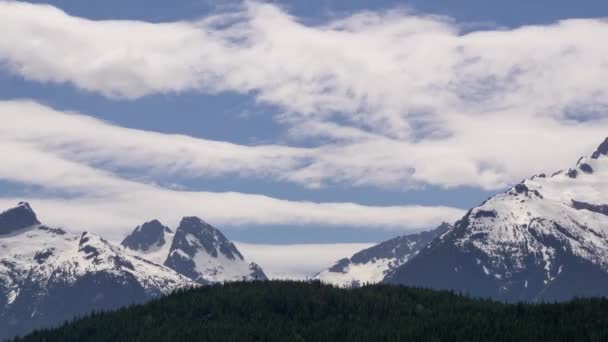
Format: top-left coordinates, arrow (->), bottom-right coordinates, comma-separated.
121,220 -> 173,252
0,204 -> 194,340
0,202 -> 39,235
315,223 -> 452,286
385,138 -> 608,302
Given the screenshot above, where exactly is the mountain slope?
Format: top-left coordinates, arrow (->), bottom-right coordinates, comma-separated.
314,223 -> 451,286
122,217 -> 267,283
0,203 -> 194,340
385,138 -> 608,302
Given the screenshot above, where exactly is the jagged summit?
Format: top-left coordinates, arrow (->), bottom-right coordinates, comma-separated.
123,216 -> 267,284
121,219 -> 173,252
163,216 -> 266,283
385,136 -> 608,302
172,216 -> 244,261
0,202 -> 40,235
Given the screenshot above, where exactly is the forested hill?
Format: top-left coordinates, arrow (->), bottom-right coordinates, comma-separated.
15,281 -> 608,342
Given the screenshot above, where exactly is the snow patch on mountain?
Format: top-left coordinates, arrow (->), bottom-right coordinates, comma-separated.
315,223 -> 451,287
0,222 -> 192,299
315,258 -> 394,286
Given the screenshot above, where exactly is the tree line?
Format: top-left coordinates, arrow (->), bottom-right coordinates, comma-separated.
15,280 -> 608,342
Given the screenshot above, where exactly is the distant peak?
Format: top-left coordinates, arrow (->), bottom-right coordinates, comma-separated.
248,262 -> 268,280
143,219 -> 173,234
179,216 -> 210,227
176,216 -> 219,235
17,201 -> 33,209
122,219 -> 172,251
591,137 -> 608,159
171,216 -> 243,260
0,202 -> 40,235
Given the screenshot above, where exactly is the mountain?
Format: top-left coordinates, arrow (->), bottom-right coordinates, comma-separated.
385,138 -> 608,302
122,217 -> 267,283
314,223 -> 451,286
0,202 -> 40,235
0,203 -> 195,340
121,219 -> 175,265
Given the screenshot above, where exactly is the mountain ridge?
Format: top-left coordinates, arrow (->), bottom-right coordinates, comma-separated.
0,203 -> 195,339
0,203 -> 265,340
314,223 -> 452,286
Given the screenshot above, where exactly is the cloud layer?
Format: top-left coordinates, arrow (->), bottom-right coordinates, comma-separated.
0,103 -> 464,238
2,1 -> 608,192
1,1 -> 608,244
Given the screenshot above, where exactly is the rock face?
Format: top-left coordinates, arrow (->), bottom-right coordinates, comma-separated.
0,204 -> 194,340
121,220 -> 173,252
315,223 -> 451,287
385,138 -> 608,302
0,202 -> 40,235
123,217 -> 267,283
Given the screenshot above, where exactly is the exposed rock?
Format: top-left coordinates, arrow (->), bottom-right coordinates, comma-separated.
0,202 -> 40,235
579,163 -> 593,174
474,210 -> 497,219
122,220 -> 173,252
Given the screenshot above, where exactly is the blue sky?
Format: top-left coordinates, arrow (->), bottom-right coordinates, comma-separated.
20,0 -> 608,25
2,0 -> 608,276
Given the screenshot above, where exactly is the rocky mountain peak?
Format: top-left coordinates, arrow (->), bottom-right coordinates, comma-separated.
172,216 -> 243,261
248,262 -> 267,281
591,137 -> 608,159
121,219 -> 173,252
162,216 -> 267,283
0,202 -> 40,235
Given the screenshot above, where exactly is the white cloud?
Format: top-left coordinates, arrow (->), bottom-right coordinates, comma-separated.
234,242 -> 373,279
1,1 -> 608,191
0,99 -> 463,239
0,124 -> 464,238
0,100 -> 309,182
0,190 -> 464,240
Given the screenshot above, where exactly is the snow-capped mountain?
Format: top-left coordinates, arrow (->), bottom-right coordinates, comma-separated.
314,223 -> 451,287
121,219 -> 175,265
385,138 -> 608,302
122,217 -> 267,283
0,203 -> 195,340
